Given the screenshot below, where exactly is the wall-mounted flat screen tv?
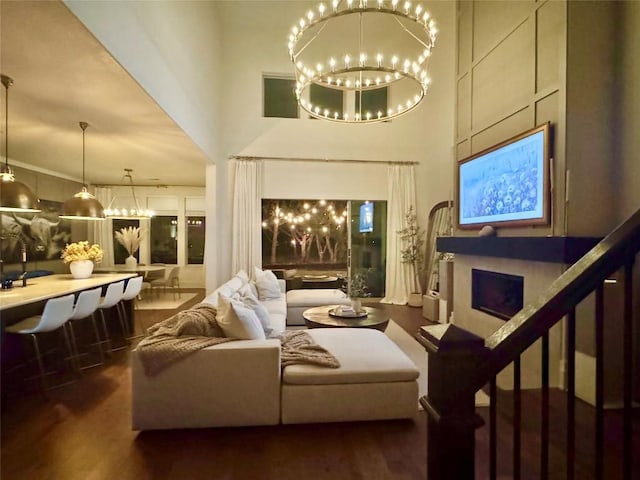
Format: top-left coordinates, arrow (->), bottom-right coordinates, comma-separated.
359,202 -> 374,233
457,122 -> 551,229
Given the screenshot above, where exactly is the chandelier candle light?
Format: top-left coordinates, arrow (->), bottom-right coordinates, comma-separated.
287,0 -> 437,123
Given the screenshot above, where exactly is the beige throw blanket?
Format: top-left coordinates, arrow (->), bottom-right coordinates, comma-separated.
137,303 -> 340,376
279,330 -> 340,369
136,303 -> 235,376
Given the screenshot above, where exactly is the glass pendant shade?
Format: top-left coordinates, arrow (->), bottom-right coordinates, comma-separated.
0,74 -> 40,212
60,121 -> 105,221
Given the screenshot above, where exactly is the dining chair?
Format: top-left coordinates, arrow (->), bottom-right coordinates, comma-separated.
150,266 -> 181,299
142,265 -> 166,299
67,287 -> 104,370
5,294 -> 76,392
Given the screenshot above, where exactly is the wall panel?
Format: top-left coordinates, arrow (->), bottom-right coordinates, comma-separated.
456,139 -> 470,161
536,0 -> 564,93
457,1 -> 473,74
470,107 -> 531,154
473,0 -> 532,59
456,74 -> 471,140
471,19 -> 534,131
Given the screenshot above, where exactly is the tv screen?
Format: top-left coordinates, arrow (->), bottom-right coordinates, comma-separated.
359,202 -> 374,233
457,123 -> 551,229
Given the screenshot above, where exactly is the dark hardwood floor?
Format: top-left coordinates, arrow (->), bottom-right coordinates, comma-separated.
1,292 -> 433,480
3,292 -> 634,479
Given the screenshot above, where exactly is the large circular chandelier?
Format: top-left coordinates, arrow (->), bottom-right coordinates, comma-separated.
287,0 -> 437,124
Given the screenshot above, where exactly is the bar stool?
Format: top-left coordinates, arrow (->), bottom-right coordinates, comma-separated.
97,280 -> 125,352
117,276 -> 144,339
5,294 -> 76,392
67,287 -> 104,370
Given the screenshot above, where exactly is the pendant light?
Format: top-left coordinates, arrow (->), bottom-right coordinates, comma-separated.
60,122 -> 105,220
104,168 -> 154,219
0,74 -> 40,212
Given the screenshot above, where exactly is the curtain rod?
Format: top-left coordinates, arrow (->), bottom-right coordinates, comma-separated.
229,154 -> 418,166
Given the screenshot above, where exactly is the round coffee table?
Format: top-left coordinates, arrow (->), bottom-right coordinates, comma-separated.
303,305 -> 389,331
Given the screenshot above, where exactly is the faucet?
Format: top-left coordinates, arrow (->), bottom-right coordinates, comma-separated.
0,235 -> 28,287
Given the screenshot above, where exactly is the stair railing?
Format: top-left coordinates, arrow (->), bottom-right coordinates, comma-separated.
416,207 -> 640,479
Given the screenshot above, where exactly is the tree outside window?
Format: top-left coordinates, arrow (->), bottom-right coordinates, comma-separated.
261,199 -> 348,268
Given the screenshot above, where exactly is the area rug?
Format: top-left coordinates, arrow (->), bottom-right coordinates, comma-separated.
135,293 -> 197,311
385,320 -> 491,407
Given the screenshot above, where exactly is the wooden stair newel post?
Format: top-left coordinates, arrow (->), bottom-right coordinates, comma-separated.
415,324 -> 487,480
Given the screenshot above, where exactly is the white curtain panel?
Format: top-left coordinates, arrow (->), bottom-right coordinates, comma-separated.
231,159 -> 263,274
380,164 -> 417,305
90,186 -> 115,267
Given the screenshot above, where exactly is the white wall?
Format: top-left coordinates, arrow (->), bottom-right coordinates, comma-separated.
620,1 -> 640,222
218,0 -> 456,280
65,0 -> 223,163
262,160 -> 388,201
67,0 -> 456,287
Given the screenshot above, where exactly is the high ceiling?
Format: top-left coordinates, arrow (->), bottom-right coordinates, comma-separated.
0,0 -> 208,187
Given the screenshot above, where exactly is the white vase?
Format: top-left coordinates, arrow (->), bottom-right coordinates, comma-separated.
69,260 -> 94,279
125,255 -> 138,270
350,298 -> 362,313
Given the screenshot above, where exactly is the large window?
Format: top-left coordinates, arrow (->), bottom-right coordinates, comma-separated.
263,76 -> 298,118
150,216 -> 177,264
112,219 -> 140,264
355,87 -> 389,119
309,84 -> 343,119
186,216 -> 205,264
261,199 -> 387,298
261,199 -> 348,268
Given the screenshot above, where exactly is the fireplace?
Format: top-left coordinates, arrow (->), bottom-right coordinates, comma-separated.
471,269 -> 524,321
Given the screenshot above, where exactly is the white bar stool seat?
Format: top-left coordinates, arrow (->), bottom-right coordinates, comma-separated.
117,276 -> 144,339
67,287 -> 104,370
5,294 -> 76,392
97,280 -> 125,352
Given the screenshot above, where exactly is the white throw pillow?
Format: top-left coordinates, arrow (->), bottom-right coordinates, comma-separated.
253,267 -> 282,301
216,293 -> 266,340
238,283 -> 254,297
235,269 -> 249,283
238,290 -> 273,337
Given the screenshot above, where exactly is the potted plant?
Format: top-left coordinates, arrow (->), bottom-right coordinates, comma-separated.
398,206 -> 425,307
348,271 -> 368,313
61,241 -> 104,279
114,226 -> 145,269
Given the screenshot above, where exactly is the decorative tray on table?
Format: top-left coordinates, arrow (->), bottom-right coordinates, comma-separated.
303,274 -> 329,280
328,307 -> 368,318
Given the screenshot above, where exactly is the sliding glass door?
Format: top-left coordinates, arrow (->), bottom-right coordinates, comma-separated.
348,201 -> 387,298
258,198 -> 386,297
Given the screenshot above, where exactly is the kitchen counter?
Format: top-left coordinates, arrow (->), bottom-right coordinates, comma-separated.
0,273 -> 137,311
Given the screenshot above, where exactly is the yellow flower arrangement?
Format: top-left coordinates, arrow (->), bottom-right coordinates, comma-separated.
61,241 -> 104,264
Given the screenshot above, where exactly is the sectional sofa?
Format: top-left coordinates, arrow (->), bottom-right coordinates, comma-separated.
131,270 -> 420,430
